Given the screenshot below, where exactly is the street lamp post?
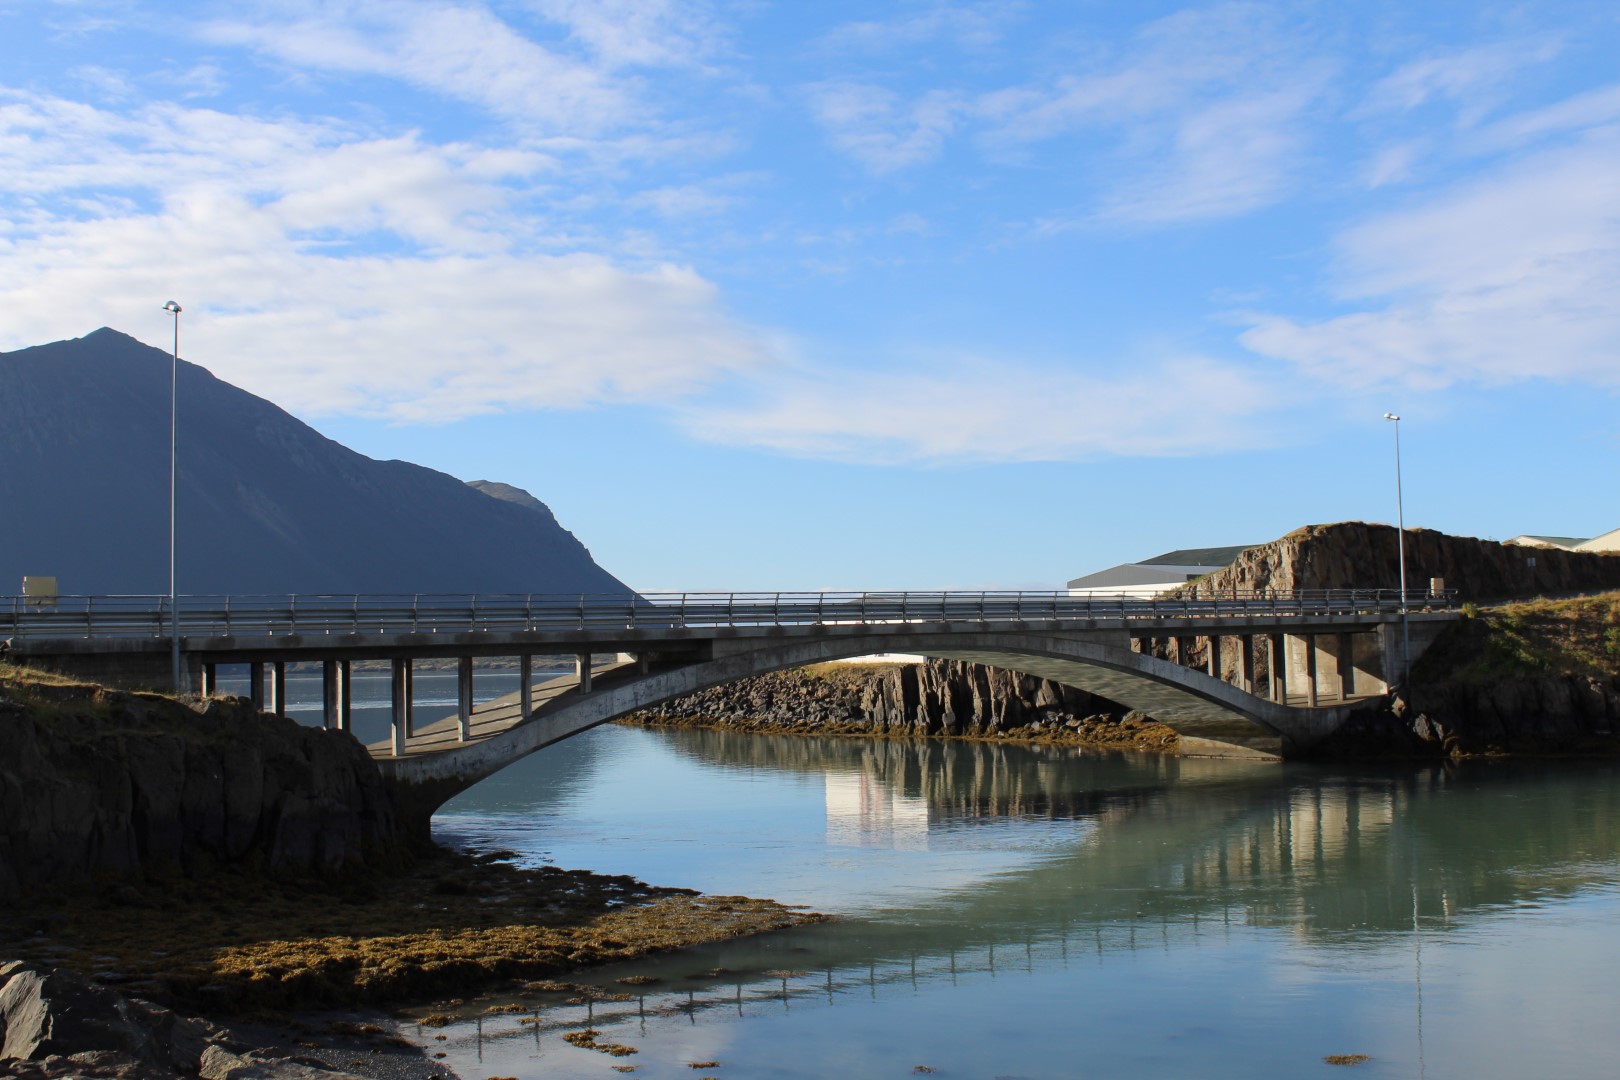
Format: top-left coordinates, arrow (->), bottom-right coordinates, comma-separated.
1383,411 -> 1410,688
164,300 -> 182,693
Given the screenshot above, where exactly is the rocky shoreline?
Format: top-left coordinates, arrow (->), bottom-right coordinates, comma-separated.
623,660 -> 1182,752
0,665 -> 824,1077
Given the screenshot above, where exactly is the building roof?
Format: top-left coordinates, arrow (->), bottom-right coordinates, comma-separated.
1140,544 -> 1256,567
1066,563 -> 1217,590
1507,534 -> 1591,549
1576,528 -> 1620,553
1066,543 -> 1256,591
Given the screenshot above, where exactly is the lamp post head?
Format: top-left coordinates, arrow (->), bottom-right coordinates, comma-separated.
1383,412 -> 1399,422
163,300 -> 182,314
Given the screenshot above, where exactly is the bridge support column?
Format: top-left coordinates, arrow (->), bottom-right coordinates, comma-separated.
1207,635 -> 1222,680
338,659 -> 351,731
249,662 -> 265,712
390,659 -> 409,757
1268,635 -> 1287,703
1305,635 -> 1319,708
271,662 -> 287,718
201,663 -> 217,698
457,656 -> 473,742
1240,636 -> 1255,694
1338,633 -> 1354,701
576,653 -> 592,693
519,654 -> 533,718
322,660 -> 339,729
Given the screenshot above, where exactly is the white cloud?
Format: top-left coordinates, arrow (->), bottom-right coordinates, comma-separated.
680,355 -> 1280,465
1241,132 -> 1620,391
0,90 -> 772,421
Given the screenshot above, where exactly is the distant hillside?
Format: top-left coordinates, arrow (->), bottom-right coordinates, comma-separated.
0,328 -> 630,597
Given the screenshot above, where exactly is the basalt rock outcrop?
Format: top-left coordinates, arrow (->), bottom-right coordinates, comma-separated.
1306,675 -> 1620,759
625,661 -> 1179,751
1175,521 -> 1620,601
0,675 -> 405,904
0,960 -> 362,1078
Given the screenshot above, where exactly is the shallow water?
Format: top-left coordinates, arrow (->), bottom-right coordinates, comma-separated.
397,724 -> 1620,1080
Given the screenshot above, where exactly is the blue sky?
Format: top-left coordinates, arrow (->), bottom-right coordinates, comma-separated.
2,1 -> 1617,590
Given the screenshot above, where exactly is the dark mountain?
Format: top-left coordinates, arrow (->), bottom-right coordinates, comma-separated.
0,328 -> 631,597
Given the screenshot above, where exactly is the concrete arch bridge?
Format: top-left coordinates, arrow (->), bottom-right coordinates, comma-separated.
3,590 -> 1459,820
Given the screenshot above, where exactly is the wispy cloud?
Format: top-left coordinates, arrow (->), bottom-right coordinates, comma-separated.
1241,129 -> 1620,391
200,0 -> 637,135
1359,40 -> 1562,120
808,3 -> 1331,223
804,82 -> 964,174
680,355 -> 1281,464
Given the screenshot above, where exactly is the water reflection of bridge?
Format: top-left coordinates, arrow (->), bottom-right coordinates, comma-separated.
428,748 -> 1620,1065
655,729 -> 1620,942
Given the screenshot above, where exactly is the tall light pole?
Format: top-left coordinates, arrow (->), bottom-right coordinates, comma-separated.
164,300 -> 183,694
1384,411 -> 1410,688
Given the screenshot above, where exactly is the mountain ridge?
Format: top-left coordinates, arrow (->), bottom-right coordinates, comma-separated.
0,328 -> 629,596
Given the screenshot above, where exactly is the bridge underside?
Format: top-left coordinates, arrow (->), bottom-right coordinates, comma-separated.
375,629 -> 1380,823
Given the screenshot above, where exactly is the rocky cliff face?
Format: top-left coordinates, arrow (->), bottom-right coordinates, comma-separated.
1178,521 -> 1620,600
1309,675 -> 1620,759
0,675 -> 404,903
627,661 -> 1179,751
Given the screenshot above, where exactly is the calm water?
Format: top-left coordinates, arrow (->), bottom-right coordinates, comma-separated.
387,723 -> 1620,1080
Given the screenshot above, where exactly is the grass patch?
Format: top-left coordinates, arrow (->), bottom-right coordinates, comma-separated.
1416,591 -> 1620,684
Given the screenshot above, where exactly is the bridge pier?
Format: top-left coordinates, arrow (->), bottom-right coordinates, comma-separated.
1207,635 -> 1222,679
576,652 -> 593,692
1267,635 -> 1286,703
1304,635 -> 1319,708
1240,636 -> 1255,694
201,662 -> 217,698
273,662 -> 288,717
390,659 -> 412,757
457,656 -> 473,742
322,659 -> 351,731
249,662 -> 265,712
520,654 -> 534,718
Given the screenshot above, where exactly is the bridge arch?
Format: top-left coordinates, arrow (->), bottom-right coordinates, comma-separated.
379,630 -> 1365,825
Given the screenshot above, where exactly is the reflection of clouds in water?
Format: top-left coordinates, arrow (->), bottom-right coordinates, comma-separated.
825,771 -> 931,851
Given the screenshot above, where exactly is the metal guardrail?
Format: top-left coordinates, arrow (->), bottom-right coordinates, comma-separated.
0,589 -> 1456,642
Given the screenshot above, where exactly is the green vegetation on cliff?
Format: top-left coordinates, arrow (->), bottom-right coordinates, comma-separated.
1418,592 -> 1620,685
